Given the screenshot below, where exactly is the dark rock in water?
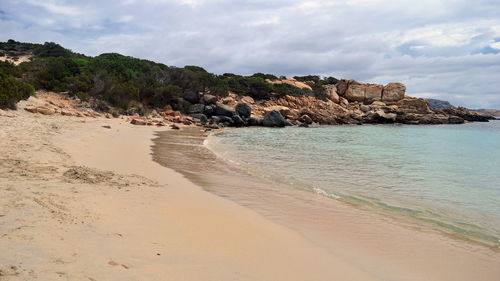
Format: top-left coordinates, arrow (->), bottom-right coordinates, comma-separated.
235,102 -> 251,118
231,114 -> 245,127
203,104 -> 216,116
183,91 -> 200,104
190,113 -> 208,125
247,117 -> 263,126
426,98 -> 453,109
298,122 -> 309,128
215,103 -> 236,117
188,103 -> 205,114
263,110 -> 287,127
202,94 -> 217,105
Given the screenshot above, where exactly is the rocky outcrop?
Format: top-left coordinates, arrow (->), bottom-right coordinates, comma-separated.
267,78 -> 313,90
440,107 -> 492,122
336,80 -> 405,104
324,85 -> 340,103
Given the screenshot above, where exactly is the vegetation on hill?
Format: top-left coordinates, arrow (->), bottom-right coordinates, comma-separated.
0,61 -> 34,109
0,39 -> 339,113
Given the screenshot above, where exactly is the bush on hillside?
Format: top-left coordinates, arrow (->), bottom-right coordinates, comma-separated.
0,71 -> 34,109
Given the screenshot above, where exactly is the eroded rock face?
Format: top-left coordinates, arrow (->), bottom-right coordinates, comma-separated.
337,80 -> 405,104
324,85 -> 340,103
382,83 -> 406,102
365,85 -> 383,104
344,80 -> 365,102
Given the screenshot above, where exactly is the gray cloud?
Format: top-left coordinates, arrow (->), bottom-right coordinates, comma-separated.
1,0 -> 499,108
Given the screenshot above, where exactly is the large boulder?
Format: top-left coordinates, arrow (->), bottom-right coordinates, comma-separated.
396,98 -> 431,114
364,85 -> 383,104
188,103 -> 205,114
190,113 -> 208,125
344,80 -> 365,102
324,85 -> 340,103
235,102 -> 252,118
203,104 -> 216,116
183,91 -> 200,104
202,94 -> 217,105
263,110 -> 286,127
231,114 -> 245,127
382,83 -> 405,102
247,117 -> 263,126
336,79 -> 350,96
215,103 -> 236,117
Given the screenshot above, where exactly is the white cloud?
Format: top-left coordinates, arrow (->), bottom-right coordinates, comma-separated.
1,0 -> 500,108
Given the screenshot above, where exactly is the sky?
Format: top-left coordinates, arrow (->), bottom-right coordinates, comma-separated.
1,0 -> 500,108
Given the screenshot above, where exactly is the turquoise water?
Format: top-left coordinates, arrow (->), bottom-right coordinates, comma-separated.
206,121 -> 500,247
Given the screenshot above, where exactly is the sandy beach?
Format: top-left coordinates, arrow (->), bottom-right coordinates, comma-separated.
0,107 -> 380,280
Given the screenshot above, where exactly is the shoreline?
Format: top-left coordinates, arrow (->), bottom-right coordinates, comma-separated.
0,111 -> 378,280
153,126 -> 500,281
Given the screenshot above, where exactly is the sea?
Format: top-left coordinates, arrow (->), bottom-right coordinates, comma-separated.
152,120 -> 500,252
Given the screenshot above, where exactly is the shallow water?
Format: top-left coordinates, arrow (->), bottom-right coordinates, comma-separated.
203,121 -> 500,247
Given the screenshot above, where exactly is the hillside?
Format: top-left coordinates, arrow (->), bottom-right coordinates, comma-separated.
0,39 -> 493,126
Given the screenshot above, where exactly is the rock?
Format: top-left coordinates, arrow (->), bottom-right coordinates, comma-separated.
324,85 -> 340,103
190,113 -> 208,125
216,115 -> 234,125
298,114 -> 313,124
360,105 -> 370,113
263,106 -> 290,117
364,84 -> 383,104
339,97 -> 349,106
203,104 -> 216,116
382,83 -> 405,102
263,110 -> 286,127
371,100 -> 386,107
336,79 -> 350,96
130,118 -> 147,125
202,94 -> 217,105
235,102 -> 251,118
247,117 -> 263,126
448,116 -> 465,124
241,96 -> 255,104
442,107 -> 491,122
344,80 -> 365,102
183,91 -> 199,104
298,123 -> 309,128
104,113 -> 113,118
231,115 -> 245,127
188,103 -> 205,114
396,98 -> 431,114
37,106 -> 56,115
24,106 -> 38,113
215,103 -> 236,117
102,125 -> 111,129
170,124 -> 180,129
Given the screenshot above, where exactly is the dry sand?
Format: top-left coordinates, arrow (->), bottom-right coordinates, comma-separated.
0,109 -> 378,280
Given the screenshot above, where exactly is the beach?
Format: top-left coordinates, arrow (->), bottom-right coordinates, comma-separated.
0,108 -> 381,281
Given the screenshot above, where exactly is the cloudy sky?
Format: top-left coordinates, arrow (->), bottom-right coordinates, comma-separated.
1,0 -> 500,108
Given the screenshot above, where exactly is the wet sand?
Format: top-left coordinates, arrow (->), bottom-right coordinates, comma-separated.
153,127 -> 500,281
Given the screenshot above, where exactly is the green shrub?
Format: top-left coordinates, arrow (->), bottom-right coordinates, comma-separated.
0,71 -> 34,109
